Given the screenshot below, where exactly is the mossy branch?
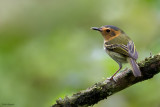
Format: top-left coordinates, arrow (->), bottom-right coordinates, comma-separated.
52,54 -> 160,107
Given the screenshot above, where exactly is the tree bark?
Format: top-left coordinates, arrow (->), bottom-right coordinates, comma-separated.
52,54 -> 160,107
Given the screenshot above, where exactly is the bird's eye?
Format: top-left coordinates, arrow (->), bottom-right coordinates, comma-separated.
106,29 -> 110,33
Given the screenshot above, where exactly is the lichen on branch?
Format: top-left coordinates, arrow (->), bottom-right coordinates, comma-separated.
52,54 -> 160,107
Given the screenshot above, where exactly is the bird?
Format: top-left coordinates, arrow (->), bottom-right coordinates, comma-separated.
91,25 -> 141,80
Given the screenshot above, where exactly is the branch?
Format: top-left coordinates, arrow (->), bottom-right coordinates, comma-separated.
52,54 -> 160,107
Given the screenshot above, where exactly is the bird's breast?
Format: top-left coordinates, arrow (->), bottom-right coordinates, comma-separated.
105,48 -> 128,64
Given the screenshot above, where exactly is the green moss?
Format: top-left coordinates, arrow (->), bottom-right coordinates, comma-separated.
139,55 -> 160,67
53,54 -> 160,107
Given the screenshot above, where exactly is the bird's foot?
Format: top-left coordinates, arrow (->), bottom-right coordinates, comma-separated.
123,67 -> 129,72
106,76 -> 116,82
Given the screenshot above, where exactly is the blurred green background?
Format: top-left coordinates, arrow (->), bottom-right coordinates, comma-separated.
0,0 -> 160,107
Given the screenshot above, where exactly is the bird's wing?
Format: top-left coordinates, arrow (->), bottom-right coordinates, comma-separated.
105,41 -> 138,60
105,43 -> 129,56
127,41 -> 138,60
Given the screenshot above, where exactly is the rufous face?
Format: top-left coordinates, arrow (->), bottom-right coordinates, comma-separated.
92,25 -> 122,41
100,26 -> 121,41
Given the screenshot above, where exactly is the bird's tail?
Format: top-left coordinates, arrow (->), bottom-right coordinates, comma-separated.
127,58 -> 141,77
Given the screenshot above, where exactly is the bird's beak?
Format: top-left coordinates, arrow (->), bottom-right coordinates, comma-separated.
91,27 -> 102,32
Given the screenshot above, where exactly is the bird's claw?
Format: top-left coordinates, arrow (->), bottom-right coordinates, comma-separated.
106,77 -> 116,82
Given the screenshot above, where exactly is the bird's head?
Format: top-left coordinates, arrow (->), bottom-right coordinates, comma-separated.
91,25 -> 124,42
